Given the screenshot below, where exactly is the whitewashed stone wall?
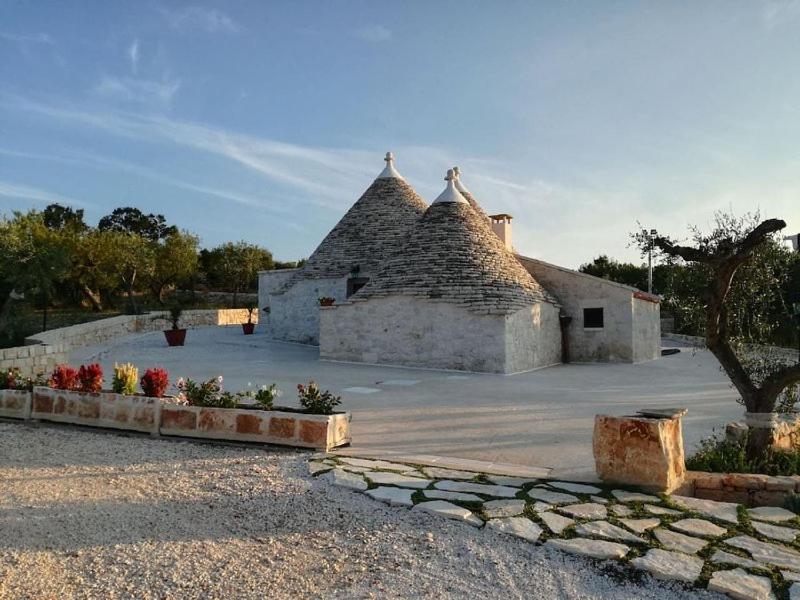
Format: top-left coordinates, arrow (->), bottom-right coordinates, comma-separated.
504,302 -> 563,373
1,309 -> 250,377
260,271 -> 349,345
320,295 -> 561,374
517,256 -> 660,363
632,297 -> 661,362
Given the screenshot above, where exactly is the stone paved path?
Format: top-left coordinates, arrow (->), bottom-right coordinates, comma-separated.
310,455 -> 800,599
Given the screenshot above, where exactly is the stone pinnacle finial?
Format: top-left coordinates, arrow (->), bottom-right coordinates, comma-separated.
453,166 -> 461,178
378,151 -> 404,180
433,168 -> 468,204
452,165 -> 470,195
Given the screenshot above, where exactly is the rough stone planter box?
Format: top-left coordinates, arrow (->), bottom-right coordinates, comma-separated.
0,389 -> 32,419
593,412 -> 686,493
31,386 -> 161,434
158,403 -> 351,450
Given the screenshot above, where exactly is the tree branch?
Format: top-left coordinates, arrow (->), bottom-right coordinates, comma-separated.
760,363 -> 800,405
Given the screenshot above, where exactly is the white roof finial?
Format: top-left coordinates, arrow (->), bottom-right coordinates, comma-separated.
452,165 -> 471,195
433,168 -> 468,204
377,151 -> 404,180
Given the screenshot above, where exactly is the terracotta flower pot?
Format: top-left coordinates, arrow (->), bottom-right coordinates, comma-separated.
242,323 -> 255,335
164,329 -> 187,346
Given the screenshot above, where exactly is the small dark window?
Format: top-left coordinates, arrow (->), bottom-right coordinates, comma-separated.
347,277 -> 369,298
583,307 -> 604,328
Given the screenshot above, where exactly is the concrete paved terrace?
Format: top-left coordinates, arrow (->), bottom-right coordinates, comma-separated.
72,325 -> 742,480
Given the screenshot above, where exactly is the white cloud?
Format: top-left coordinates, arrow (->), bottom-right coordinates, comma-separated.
0,31 -> 53,46
353,24 -> 391,43
93,75 -> 181,108
761,0 -> 800,29
160,6 -> 239,33
0,180 -> 88,208
128,38 -> 140,74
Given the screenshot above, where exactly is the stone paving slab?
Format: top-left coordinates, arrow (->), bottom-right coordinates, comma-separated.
545,538 -> 629,560
486,517 -> 543,543
313,454 -> 800,599
707,568 -> 776,600
413,501 -> 482,527
631,549 -> 703,583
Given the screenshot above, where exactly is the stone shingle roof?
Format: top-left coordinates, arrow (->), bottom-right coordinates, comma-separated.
276,164 -> 427,291
352,184 -> 558,315
454,167 -> 490,220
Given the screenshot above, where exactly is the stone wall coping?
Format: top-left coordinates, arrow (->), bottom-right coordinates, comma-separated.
159,401 -> 348,421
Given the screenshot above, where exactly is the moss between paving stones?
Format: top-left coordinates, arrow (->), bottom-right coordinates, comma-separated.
312,455 -> 800,599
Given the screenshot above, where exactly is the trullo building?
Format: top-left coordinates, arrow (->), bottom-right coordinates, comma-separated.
259,153 -> 661,373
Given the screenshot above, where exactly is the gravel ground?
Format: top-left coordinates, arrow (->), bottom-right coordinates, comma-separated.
0,422 -> 723,599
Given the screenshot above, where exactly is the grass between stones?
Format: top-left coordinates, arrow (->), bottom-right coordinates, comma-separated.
310,454 -> 800,599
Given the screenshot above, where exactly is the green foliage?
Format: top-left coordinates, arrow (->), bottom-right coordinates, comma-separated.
176,376 -> 237,408
687,432 -> 800,476
238,383 -> 279,409
199,241 -> 273,298
154,303 -> 183,330
296,381 -> 342,415
98,207 -> 177,242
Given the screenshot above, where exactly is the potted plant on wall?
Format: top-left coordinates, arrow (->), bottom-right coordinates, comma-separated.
242,303 -> 257,335
318,296 -> 335,307
156,303 -> 187,347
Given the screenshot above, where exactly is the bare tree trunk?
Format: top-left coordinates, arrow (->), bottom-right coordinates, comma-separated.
81,284 -> 103,312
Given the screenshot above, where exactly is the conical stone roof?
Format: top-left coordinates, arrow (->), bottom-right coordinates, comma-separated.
352,170 -> 557,315
278,153 -> 427,288
453,166 -> 490,220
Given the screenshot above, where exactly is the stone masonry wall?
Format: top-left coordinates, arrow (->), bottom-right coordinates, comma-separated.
518,256 -> 660,363
1,309 -> 250,377
504,302 -> 563,373
321,295 -> 543,373
264,276 -> 348,345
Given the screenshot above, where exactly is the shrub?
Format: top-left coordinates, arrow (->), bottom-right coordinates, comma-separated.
141,368 -> 169,398
176,376 -> 236,408
78,363 -> 104,393
296,381 -> 341,415
49,365 -> 80,391
0,368 -> 21,390
687,431 -> 800,476
238,383 -> 279,410
112,362 -> 138,395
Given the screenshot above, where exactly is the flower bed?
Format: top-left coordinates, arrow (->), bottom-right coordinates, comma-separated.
31,386 -> 161,434
0,389 -> 31,419
159,403 -> 350,450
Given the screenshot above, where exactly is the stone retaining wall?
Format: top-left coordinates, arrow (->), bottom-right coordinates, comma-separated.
6,388 -> 350,451
0,309 -> 257,377
687,471 -> 800,507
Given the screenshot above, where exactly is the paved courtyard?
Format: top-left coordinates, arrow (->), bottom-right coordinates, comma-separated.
71,325 -> 741,479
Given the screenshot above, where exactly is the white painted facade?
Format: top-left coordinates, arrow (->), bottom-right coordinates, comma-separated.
319,296 -> 562,374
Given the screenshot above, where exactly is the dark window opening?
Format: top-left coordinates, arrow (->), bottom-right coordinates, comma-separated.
347,277 -> 369,298
583,307 -> 604,328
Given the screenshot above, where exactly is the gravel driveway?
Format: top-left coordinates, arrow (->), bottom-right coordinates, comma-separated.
0,422 -> 721,599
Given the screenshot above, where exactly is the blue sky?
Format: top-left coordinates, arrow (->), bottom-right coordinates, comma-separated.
1,1 -> 799,267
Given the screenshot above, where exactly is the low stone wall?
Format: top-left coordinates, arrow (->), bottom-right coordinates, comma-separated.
7,388 -> 350,451
687,471 -> 800,507
1,309 -> 257,377
160,403 -> 350,449
0,389 -> 32,419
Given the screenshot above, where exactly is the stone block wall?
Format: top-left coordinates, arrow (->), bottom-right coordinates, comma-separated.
0,309 -> 251,377
263,275 -> 347,345
320,295 -> 559,374
517,256 -> 661,363
688,471 -> 800,507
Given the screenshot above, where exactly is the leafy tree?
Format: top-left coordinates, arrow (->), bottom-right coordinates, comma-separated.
149,231 -> 200,303
200,242 -> 273,305
98,207 -> 177,242
643,212 -> 799,460
42,203 -> 87,232
92,231 -> 155,314
579,255 -> 648,290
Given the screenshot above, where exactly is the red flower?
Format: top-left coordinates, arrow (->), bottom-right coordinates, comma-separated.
141,368 -> 169,398
78,363 -> 104,392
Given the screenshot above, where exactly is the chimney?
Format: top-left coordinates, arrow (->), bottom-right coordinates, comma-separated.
489,213 -> 513,251
784,234 -> 799,252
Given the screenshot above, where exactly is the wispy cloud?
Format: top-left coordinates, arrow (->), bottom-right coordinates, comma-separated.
159,6 -> 240,33
761,0 -> 800,29
93,75 -> 181,108
353,24 -> 391,43
0,31 -> 53,46
128,38 -> 140,74
0,180 -> 89,208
